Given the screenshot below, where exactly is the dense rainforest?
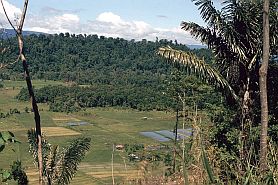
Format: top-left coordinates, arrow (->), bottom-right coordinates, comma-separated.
1,33 -> 216,112
1,33 -> 211,82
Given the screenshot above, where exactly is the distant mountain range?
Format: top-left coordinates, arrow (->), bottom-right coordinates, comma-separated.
1,29 -> 47,38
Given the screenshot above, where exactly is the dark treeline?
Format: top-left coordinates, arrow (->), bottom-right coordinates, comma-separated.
16,77 -> 220,113
16,84 -> 170,112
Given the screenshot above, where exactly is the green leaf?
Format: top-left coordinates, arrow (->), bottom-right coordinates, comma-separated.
57,137 -> 91,185
243,167 -> 253,185
201,147 -> 216,184
1,131 -> 14,142
12,138 -> 21,144
0,137 -> 5,145
1,170 -> 11,181
0,144 -> 5,152
157,46 -> 239,102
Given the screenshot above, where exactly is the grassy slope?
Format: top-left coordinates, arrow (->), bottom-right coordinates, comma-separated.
0,80 -> 178,184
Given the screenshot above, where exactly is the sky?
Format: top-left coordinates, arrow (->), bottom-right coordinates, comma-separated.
0,0 -> 221,45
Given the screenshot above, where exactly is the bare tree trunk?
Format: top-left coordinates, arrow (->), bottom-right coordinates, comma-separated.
178,92 -> 189,185
173,108 -> 178,173
19,35 -> 43,184
111,144 -> 115,185
240,77 -> 251,164
1,0 -> 44,183
259,0 -> 270,172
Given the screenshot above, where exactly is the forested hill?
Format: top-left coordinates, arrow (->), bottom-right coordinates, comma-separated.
2,33 -> 216,111
2,33 -> 212,83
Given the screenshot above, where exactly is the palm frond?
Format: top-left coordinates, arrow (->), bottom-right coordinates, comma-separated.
184,0 -> 263,69
181,21 -> 251,66
187,0 -> 241,58
220,0 -> 262,58
28,130 -> 91,184
27,129 -> 38,159
57,137 -> 91,185
157,46 -> 238,102
181,22 -> 237,63
45,145 -> 59,185
192,0 -> 224,29
27,129 -> 50,171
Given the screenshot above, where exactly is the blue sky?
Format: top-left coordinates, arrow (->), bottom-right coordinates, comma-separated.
0,0 -> 221,44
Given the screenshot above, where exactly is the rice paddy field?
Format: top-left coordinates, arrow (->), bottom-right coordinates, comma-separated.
0,80 -> 188,184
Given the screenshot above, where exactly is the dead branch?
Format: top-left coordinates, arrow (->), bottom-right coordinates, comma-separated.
0,55 -> 20,69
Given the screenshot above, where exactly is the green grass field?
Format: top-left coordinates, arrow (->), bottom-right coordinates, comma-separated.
0,80 -> 179,184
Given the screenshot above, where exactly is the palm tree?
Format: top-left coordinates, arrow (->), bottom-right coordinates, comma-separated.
158,0 -> 277,161
27,129 -> 91,185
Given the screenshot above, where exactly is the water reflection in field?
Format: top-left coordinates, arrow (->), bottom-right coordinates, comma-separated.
140,128 -> 192,142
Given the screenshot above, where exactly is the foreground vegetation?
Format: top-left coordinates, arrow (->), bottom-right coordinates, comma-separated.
1,0 -> 277,184
1,80 -> 194,184
157,0 -> 278,184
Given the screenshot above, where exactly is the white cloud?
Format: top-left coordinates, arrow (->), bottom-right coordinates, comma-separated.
133,21 -> 153,35
96,12 -> 125,25
86,12 -> 200,45
0,0 -> 22,26
1,1 -> 201,45
27,27 -> 50,33
56,14 -> 79,23
25,13 -> 81,34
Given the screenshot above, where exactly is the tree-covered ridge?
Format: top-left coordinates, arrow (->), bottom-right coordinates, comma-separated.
2,33 -> 211,83
2,33 -> 216,112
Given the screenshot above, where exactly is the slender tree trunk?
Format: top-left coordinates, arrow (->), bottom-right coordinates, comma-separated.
178,92 -> 189,185
259,0 -> 270,172
173,108 -> 178,173
111,144 -> 115,185
18,34 -> 44,184
17,1 -> 43,183
1,0 -> 44,183
239,77 -> 252,169
182,93 -> 185,166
